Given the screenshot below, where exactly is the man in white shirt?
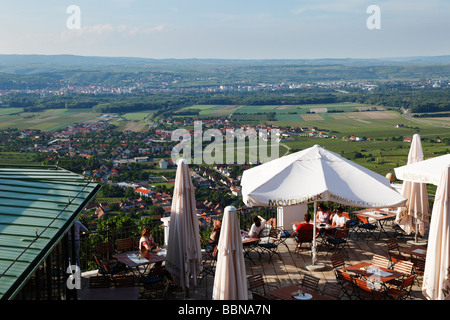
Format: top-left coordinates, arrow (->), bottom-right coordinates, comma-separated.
331,208 -> 348,229
249,215 -> 266,238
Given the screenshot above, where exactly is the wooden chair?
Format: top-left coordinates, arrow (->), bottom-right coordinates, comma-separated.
411,257 -> 425,285
355,216 -> 378,240
342,212 -> 358,236
113,274 -> 136,287
299,274 -> 320,292
322,282 -> 341,300
388,260 -> 414,288
88,275 -> 111,288
371,254 -> 390,269
198,245 -> 218,284
330,253 -> 346,270
258,227 -> 282,262
385,275 -> 416,300
141,266 -> 168,299
116,237 -> 133,253
325,228 -> 350,257
352,276 -> 385,300
334,269 -> 356,299
247,274 -> 277,299
91,252 -> 127,280
294,228 -> 314,254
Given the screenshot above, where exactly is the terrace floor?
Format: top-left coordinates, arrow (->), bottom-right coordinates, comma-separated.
77,226 -> 427,301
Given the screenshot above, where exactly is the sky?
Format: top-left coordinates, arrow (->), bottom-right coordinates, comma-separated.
0,0 -> 449,60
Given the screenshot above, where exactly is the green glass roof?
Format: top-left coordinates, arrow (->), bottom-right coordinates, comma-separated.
0,165 -> 100,300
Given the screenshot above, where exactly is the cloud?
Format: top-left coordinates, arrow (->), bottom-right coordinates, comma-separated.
60,24 -> 165,41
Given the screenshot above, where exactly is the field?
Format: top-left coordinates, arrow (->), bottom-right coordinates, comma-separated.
0,108 -> 102,131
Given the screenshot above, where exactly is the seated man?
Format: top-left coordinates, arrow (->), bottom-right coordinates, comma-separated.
248,215 -> 266,238
331,208 -> 348,230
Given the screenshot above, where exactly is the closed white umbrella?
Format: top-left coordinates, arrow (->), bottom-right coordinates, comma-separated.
166,159 -> 202,291
395,134 -> 429,241
422,165 -> 450,300
212,206 -> 248,300
241,144 -> 406,267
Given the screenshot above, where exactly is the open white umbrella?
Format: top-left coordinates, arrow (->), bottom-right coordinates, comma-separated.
395,154 -> 450,186
241,144 -> 406,267
422,165 -> 450,300
212,206 -> 248,300
395,134 -> 429,241
165,159 -> 202,291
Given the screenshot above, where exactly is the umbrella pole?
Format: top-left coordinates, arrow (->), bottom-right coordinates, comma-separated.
305,202 -> 326,271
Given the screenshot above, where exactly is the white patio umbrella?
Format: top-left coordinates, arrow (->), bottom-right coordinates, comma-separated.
422,165 -> 450,300
241,144 -> 407,267
395,134 -> 429,242
212,206 -> 248,300
165,159 -> 202,291
395,154 -> 450,186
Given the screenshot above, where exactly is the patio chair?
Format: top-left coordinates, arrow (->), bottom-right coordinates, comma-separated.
91,252 -> 127,280
247,274 -> 278,299
113,274 -> 136,287
355,216 -> 378,241
386,259 -> 414,289
325,228 -> 350,257
299,274 -> 320,292
330,253 -> 346,270
371,254 -> 390,269
198,245 -> 218,284
411,257 -> 425,285
342,212 -> 359,236
88,275 -> 111,288
274,226 -> 291,251
258,227 -> 282,262
141,266 -> 168,299
352,276 -> 385,300
294,228 -> 314,254
334,269 -> 356,299
95,241 -> 115,257
116,237 -> 133,253
385,275 -> 416,300
321,282 -> 342,300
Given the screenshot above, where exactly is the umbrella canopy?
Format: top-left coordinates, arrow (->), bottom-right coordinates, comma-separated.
241,144 -> 406,209
212,206 -> 248,300
395,134 -> 430,237
241,145 -> 406,265
394,154 -> 450,186
422,165 -> 450,300
165,159 -> 202,290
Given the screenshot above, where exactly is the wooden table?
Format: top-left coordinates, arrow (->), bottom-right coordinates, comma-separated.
268,284 -> 332,300
401,245 -> 427,259
353,209 -> 397,238
343,262 -> 404,283
113,249 -> 166,279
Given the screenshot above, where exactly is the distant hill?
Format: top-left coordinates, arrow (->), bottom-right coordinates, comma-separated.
1,54 -> 450,68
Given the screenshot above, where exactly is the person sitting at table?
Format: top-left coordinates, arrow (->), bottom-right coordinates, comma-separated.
316,203 -> 333,224
208,220 -> 222,245
248,215 -> 266,238
294,213 -> 314,235
331,208 -> 348,230
139,227 -> 158,252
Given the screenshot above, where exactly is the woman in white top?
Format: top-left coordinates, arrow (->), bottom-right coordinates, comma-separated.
139,227 -> 157,251
316,203 -> 332,224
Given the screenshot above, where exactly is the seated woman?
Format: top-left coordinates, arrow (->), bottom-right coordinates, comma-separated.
139,227 -> 158,252
208,220 -> 222,245
316,203 -> 333,224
